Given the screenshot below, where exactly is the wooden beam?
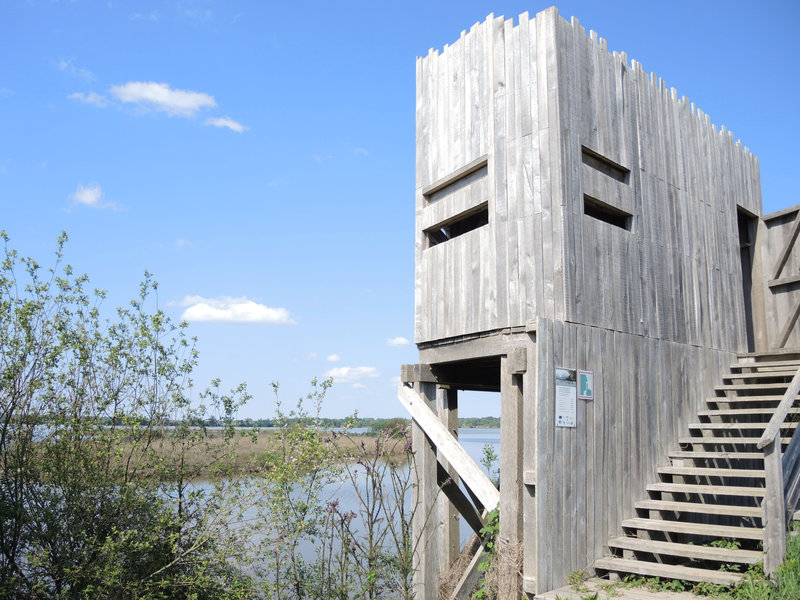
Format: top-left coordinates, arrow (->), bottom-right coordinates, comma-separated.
438,388 -> 460,569
411,382 -> 438,600
777,299 -> 800,349
448,543 -> 485,600
438,462 -> 485,536
767,274 -> 800,289
499,358 -> 524,598
763,440 -> 787,576
399,383 -> 501,512
422,154 -> 488,198
757,367 -> 800,449
771,210 -> 800,281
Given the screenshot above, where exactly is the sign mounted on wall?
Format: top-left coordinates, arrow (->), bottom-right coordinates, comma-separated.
578,370 -> 594,400
555,368 -> 576,428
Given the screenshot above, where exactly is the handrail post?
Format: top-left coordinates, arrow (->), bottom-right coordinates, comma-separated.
758,363 -> 800,576
763,435 -> 787,576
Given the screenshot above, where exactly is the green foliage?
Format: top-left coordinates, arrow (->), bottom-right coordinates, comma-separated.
567,569 -> 590,592
480,442 -> 499,487
0,232 -> 256,599
0,232 -> 438,599
616,530 -> 800,599
458,416 -> 501,429
472,507 -> 500,600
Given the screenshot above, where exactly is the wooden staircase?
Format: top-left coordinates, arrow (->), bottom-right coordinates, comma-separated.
594,352 -> 800,586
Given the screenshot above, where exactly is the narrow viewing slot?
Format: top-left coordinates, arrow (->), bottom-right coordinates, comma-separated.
425,203 -> 489,247
584,195 -> 631,230
581,146 -> 629,183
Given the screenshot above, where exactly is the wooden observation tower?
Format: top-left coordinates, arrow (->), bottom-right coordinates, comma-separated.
399,6 -> 800,599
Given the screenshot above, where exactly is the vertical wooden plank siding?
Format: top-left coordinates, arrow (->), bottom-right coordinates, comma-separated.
411,6 -> 771,596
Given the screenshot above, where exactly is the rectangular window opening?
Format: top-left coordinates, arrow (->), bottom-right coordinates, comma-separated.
425,203 -> 489,248
583,195 -> 632,230
581,146 -> 630,183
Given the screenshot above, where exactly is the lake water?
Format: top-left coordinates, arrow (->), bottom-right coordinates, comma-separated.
195,427 -> 499,552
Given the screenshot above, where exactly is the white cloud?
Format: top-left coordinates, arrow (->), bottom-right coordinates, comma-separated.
0,87 -> 13,98
174,238 -> 191,249
58,57 -> 95,82
205,116 -> 246,133
351,383 -> 366,389
326,354 -> 341,363
110,81 -> 216,117
131,11 -> 160,21
353,147 -> 369,157
324,366 -> 379,383
307,352 -> 318,360
387,336 -> 410,347
68,92 -> 108,107
69,183 -> 120,210
179,295 -> 296,324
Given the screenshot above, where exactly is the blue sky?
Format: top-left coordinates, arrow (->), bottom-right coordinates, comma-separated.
1,0 -> 798,419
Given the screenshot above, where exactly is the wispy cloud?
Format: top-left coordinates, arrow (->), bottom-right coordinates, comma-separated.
131,10 -> 160,22
57,57 -> 95,82
353,147 -> 370,157
326,354 -> 341,363
110,81 -> 216,117
387,337 -> 410,347
174,238 -> 191,249
68,92 -> 108,107
69,183 -> 120,210
0,87 -> 13,98
324,366 -> 379,383
179,295 -> 296,324
205,116 -> 246,133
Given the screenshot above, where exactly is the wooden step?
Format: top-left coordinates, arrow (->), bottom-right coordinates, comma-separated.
678,436 -> 790,446
731,360 -> 800,371
594,557 -> 742,585
635,499 -> 762,518
608,536 -> 763,563
723,371 -> 796,381
647,482 -> 765,498
715,383 -> 792,392
698,407 -> 800,417
621,517 -> 763,540
706,395 -> 789,404
669,450 -> 763,460
688,421 -> 797,431
658,466 -> 764,478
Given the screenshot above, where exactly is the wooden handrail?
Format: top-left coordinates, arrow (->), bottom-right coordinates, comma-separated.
759,363 -> 800,575
757,366 -> 800,450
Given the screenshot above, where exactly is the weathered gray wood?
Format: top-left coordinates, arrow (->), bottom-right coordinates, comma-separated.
763,439 -> 787,575
410,382 -> 438,600
399,383 -> 500,512
410,6 -> 778,595
770,210 -> 800,281
437,462 -> 484,536
499,356 -> 523,598
757,366 -> 800,448
437,388 -> 460,570
449,543 -> 484,600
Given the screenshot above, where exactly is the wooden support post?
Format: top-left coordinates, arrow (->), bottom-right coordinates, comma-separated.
499,356 -> 524,598
763,438 -> 787,576
411,381 -> 438,600
438,387 -> 460,570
